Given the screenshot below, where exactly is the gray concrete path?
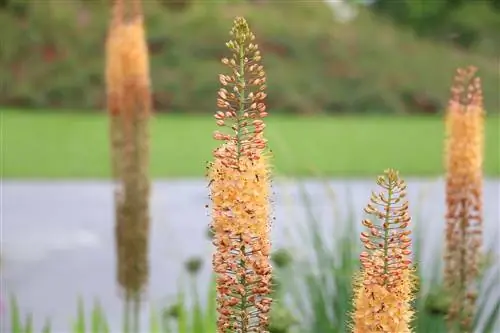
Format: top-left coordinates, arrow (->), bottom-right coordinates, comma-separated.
1,178 -> 499,331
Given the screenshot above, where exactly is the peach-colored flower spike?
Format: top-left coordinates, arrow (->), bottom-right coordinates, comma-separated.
213,16 -> 268,166
105,0 -> 151,302
351,169 -> 416,333
208,17 -> 273,333
444,66 -> 484,332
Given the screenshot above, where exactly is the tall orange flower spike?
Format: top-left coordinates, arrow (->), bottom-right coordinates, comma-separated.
444,66 -> 484,332
208,17 -> 273,333
351,169 -> 416,333
105,0 -> 151,302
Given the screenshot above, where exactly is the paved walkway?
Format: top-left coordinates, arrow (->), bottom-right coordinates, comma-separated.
1,179 -> 499,331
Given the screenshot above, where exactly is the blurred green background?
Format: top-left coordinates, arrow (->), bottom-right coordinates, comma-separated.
1,0 -> 499,177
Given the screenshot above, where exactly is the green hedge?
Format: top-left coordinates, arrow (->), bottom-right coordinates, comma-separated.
0,0 -> 498,114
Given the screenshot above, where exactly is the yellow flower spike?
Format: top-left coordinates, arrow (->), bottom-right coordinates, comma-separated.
208,17 -> 273,333
444,66 -> 484,333
105,0 -> 151,306
351,169 -> 416,333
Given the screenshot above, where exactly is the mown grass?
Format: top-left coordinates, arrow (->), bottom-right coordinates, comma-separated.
1,109 -> 499,178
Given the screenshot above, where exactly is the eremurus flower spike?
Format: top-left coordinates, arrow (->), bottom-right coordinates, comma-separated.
105,1 -> 151,328
444,66 -> 484,332
208,17 -> 273,333
213,16 -> 268,166
351,169 -> 416,333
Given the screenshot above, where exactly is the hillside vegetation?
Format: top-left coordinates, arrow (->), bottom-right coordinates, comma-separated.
0,0 -> 498,114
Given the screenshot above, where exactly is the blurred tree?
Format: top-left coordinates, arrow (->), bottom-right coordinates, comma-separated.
0,0 -> 28,17
158,0 -> 191,11
369,0 -> 500,53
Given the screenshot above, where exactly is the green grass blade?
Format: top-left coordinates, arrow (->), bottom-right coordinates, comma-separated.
204,275 -> 217,333
91,301 -> 100,333
161,301 -> 179,333
102,317 -> 110,333
190,277 -> 204,333
42,319 -> 52,333
91,299 -> 109,333
73,297 -> 86,333
475,263 -> 500,332
481,299 -> 500,333
176,289 -> 188,333
10,295 -> 23,333
162,318 -> 175,333
149,306 -> 161,333
24,313 -> 33,333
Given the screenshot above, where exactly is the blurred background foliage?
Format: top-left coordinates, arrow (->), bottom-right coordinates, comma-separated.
0,0 -> 499,114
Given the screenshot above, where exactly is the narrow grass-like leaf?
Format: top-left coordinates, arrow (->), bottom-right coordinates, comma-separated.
412,192 -> 447,333
161,313 -> 174,333
474,239 -> 500,332
10,295 -> 23,333
204,275 -> 217,333
149,306 -> 161,333
91,299 -> 109,333
41,319 -> 52,333
176,289 -> 188,333
91,301 -> 100,333
73,297 -> 86,333
285,181 -> 358,333
481,293 -> 500,333
190,276 -> 204,333
24,313 -> 33,333
297,181 -> 332,332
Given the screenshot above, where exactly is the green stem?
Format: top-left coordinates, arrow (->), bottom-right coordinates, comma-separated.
238,234 -> 249,333
123,295 -> 131,333
458,199 -> 468,331
133,293 -> 141,333
236,44 -> 246,162
383,180 -> 393,285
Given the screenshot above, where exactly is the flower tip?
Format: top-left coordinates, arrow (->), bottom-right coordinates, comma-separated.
230,16 -> 253,44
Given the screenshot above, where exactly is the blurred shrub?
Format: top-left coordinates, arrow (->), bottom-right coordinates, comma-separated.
0,0 -> 498,114
371,0 -> 500,56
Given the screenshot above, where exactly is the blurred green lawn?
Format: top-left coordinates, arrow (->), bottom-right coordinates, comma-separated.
2,110 -> 499,178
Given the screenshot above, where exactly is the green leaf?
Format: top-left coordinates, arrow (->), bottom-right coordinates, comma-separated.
176,291 -> 188,333
149,306 -> 161,333
10,295 -> 23,333
42,319 -> 52,333
24,313 -> 33,333
205,275 -> 217,333
73,297 -> 86,333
